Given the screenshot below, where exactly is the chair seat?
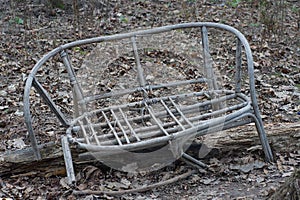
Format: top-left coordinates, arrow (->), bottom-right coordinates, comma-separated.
67,89 -> 251,152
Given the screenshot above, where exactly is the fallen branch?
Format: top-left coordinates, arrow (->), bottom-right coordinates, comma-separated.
72,169 -> 195,196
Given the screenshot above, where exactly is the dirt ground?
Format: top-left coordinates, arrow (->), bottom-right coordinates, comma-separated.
0,0 -> 299,199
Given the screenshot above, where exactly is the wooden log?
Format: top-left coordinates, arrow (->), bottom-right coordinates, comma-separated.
205,123 -> 300,152
1,142 -> 61,163
0,142 -> 66,177
0,123 -> 299,177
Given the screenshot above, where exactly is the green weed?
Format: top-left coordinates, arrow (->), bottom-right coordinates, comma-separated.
10,16 -> 24,25
250,23 -> 260,27
291,5 -> 299,13
119,15 -> 129,23
227,0 -> 241,8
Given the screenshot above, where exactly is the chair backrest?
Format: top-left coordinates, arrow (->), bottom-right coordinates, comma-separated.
24,22 -> 258,160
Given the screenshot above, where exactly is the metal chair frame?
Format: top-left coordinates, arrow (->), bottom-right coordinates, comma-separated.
24,22 -> 274,184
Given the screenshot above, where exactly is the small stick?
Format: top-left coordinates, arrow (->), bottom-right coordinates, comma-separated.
73,169 -> 195,196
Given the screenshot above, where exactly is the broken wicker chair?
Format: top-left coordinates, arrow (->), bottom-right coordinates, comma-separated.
24,22 -> 274,184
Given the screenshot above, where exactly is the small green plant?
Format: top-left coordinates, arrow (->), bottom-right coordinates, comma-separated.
49,0 -> 65,9
119,15 -> 129,23
291,5 -> 299,13
250,23 -> 260,27
228,0 -> 241,8
10,16 -> 24,25
15,17 -> 24,24
73,47 -> 87,55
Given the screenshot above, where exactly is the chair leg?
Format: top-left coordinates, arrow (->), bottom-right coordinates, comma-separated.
61,136 -> 76,185
182,153 -> 208,169
249,114 -> 274,162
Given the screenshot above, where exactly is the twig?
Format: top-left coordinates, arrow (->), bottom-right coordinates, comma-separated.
26,26 -> 50,33
73,169 -> 195,196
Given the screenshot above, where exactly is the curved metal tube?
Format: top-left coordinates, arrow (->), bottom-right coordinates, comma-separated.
23,22 -> 263,160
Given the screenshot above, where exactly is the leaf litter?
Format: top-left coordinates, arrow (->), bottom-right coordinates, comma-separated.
0,0 -> 299,199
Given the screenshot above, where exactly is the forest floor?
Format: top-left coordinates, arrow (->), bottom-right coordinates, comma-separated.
0,0 -> 299,199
